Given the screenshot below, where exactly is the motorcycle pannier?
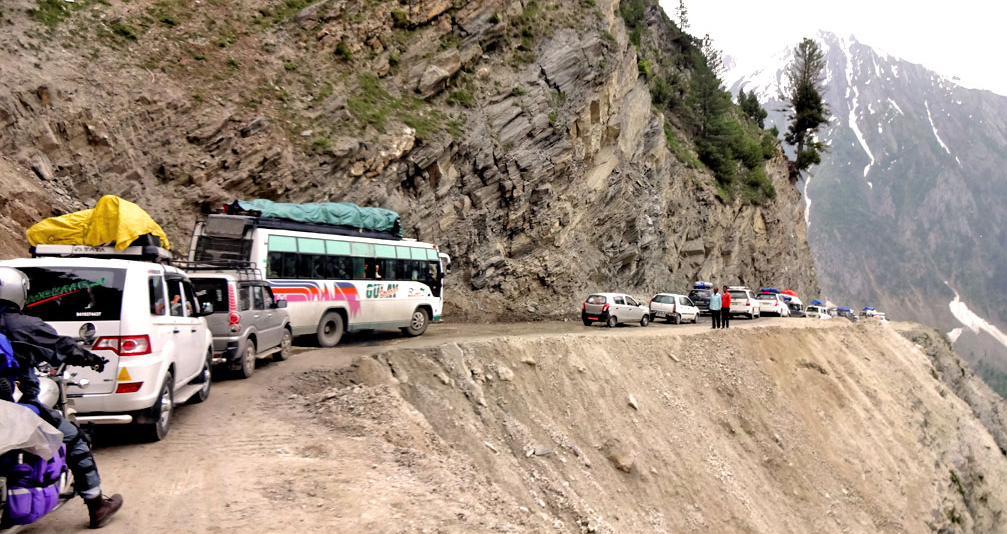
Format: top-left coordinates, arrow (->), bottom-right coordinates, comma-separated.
0,445 -> 67,526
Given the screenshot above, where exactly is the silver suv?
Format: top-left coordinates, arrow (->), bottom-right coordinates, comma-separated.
187,267 -> 291,379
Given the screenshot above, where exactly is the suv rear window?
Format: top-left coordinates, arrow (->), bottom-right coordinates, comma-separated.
758,293 -> 777,300
689,290 -> 710,300
192,279 -> 229,314
652,295 -> 675,304
729,291 -> 747,300
20,267 -> 126,321
586,295 -> 606,304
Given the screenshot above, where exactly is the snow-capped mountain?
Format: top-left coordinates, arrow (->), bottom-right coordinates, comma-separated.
728,31 -> 1007,391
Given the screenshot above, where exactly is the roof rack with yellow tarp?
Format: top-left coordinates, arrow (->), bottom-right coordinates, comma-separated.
26,195 -> 171,251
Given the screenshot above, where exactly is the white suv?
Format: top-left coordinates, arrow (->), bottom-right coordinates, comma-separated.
756,292 -> 791,317
727,286 -> 760,319
649,293 -> 699,324
2,245 -> 214,441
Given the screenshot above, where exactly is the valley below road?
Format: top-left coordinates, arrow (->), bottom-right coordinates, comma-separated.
28,317 -> 1007,534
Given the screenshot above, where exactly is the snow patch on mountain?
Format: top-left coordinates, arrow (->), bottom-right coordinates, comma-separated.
946,282 -> 1007,351
840,38 -> 875,178
948,327 -> 964,344
925,100 -> 960,167
886,98 -> 904,115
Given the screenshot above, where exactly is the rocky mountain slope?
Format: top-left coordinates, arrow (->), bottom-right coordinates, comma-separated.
0,0 -> 816,319
727,32 -> 1007,391
303,321 -> 1007,533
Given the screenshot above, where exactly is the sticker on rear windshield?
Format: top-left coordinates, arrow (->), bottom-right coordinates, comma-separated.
26,278 -> 107,308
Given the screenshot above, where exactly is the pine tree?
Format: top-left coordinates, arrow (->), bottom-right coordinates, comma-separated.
700,34 -> 723,77
676,0 -> 689,30
784,38 -> 829,170
739,89 -> 768,129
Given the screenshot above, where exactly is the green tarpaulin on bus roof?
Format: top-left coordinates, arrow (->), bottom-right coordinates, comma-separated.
236,200 -> 402,237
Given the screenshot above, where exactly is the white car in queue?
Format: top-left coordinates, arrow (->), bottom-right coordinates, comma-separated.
1,244 -> 215,441
649,293 -> 699,324
581,293 -> 651,327
756,291 -> 791,317
727,286 -> 760,319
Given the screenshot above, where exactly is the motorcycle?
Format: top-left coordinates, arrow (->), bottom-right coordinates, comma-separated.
1,341 -> 93,532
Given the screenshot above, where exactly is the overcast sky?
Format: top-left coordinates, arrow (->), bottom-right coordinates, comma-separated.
658,0 -> 1007,96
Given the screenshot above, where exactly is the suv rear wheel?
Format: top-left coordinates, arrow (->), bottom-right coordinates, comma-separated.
238,340 -> 256,379
142,371 -> 174,442
188,350 -> 212,404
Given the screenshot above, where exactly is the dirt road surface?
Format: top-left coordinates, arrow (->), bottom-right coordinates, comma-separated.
27,316 -> 810,533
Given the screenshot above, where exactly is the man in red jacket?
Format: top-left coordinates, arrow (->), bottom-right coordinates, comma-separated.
720,285 -> 731,329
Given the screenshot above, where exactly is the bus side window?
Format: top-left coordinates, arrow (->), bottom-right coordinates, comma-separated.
363,259 -> 380,280
381,259 -> 399,281
325,256 -> 351,280
351,257 -> 365,279
298,254 -> 325,279
282,253 -> 299,279
267,251 -> 282,278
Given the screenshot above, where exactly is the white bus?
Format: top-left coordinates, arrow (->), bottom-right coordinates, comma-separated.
188,214 -> 448,346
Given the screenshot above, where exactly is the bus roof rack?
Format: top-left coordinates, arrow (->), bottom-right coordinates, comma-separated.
204,213 -> 403,241
30,244 -> 172,263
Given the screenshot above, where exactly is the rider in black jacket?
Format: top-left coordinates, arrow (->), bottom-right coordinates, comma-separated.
0,266 -> 123,528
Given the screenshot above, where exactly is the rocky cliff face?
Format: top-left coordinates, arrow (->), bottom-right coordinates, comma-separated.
0,0 -> 816,319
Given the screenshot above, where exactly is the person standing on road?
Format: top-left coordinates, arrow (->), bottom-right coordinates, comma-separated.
721,285 -> 731,329
708,287 -> 722,329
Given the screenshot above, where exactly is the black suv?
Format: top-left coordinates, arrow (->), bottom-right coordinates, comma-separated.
688,288 -> 712,315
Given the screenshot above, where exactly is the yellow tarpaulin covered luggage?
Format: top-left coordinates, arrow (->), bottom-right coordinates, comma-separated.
26,195 -> 171,251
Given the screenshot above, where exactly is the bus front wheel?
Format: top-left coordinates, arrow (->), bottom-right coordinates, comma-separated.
317,312 -> 345,347
403,308 -> 429,337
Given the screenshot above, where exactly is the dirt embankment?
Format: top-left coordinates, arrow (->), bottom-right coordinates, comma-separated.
306,322 -> 1007,533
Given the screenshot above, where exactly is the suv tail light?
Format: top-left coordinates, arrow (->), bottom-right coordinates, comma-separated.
602,303 -> 610,312
746,299 -> 751,306
228,282 -> 241,333
582,302 -> 587,310
93,335 -> 152,356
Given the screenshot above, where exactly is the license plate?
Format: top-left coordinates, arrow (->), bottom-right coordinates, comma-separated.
587,316 -> 598,320
655,311 -> 666,317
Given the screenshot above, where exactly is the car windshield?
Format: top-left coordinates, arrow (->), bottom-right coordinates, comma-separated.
653,295 -> 675,304
192,278 -> 229,314
586,295 -> 606,304
20,266 -> 127,322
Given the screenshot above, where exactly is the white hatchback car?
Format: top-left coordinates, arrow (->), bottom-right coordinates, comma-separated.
582,293 -> 650,327
3,245 -> 214,441
649,293 -> 699,324
756,292 -> 791,317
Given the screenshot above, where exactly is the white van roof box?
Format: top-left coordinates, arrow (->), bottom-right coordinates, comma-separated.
31,244 -> 172,263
